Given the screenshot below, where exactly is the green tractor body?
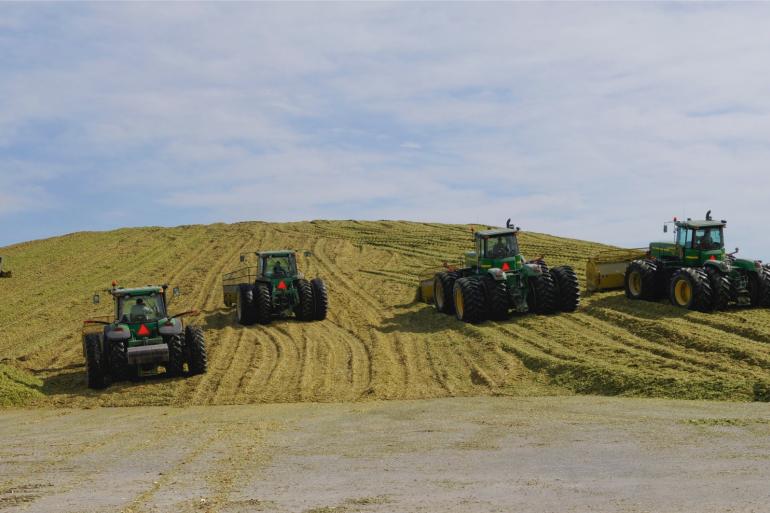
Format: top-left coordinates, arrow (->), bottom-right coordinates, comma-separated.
223,250 -> 328,325
82,284 -> 207,389
624,212 -> 770,312
418,222 -> 580,323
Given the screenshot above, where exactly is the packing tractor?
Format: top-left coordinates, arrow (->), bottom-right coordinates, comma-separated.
587,211 -> 770,312
223,250 -> 328,325
417,221 -> 580,322
0,256 -> 11,278
82,283 -> 207,389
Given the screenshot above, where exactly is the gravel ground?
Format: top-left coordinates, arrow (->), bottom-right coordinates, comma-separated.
2,396 -> 770,512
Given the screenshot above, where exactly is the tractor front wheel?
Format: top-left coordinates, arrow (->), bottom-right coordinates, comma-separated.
295,279 -> 315,321
669,268 -> 713,312
747,269 -> 770,308
550,265 -> 580,312
185,326 -> 208,375
311,278 -> 329,320
253,283 -> 272,325
705,267 -> 731,311
84,333 -> 108,389
453,277 -> 486,323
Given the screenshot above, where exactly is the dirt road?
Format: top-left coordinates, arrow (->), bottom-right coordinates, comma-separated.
3,396 -> 770,512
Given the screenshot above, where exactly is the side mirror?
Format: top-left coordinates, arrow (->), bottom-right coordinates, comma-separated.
173,287 -> 181,297
240,255 -> 245,263
92,294 -> 100,305
663,225 -> 668,233
735,247 -> 739,254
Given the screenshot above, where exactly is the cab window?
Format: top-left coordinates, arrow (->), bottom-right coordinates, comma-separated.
677,228 -> 693,248
119,294 -> 165,323
262,256 -> 294,278
484,235 -> 519,259
694,227 -> 722,250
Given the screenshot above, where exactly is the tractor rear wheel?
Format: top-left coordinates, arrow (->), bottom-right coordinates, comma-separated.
453,277 -> 486,323
705,267 -> 731,311
311,278 -> 329,320
253,283 -> 272,325
550,265 -> 580,312
434,272 -> 459,314
85,333 -> 108,389
624,259 -> 662,301
295,279 -> 315,321
482,275 -> 510,320
236,285 -> 257,325
760,268 -> 770,308
109,340 -> 129,382
669,268 -> 713,312
165,335 -> 185,377
185,326 -> 208,375
527,268 -> 557,315
747,269 -> 770,307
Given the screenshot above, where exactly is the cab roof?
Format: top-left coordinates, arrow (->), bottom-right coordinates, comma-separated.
475,228 -> 518,238
111,286 -> 164,297
256,250 -> 295,257
676,219 -> 726,229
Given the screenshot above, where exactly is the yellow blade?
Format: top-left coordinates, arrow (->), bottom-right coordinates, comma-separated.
586,248 -> 647,292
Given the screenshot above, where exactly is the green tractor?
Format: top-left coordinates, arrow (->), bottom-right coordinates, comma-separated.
418,220 -> 580,322
82,283 -> 207,389
223,250 -> 328,325
0,256 -> 11,278
621,211 -> 770,312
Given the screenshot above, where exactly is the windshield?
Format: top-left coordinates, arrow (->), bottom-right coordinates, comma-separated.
262,255 -> 295,278
119,294 -> 166,323
484,234 -> 519,259
693,227 -> 723,251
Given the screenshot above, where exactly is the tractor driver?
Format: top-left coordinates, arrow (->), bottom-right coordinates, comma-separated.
697,230 -> 714,250
272,260 -> 286,277
489,237 -> 510,259
130,298 -> 154,322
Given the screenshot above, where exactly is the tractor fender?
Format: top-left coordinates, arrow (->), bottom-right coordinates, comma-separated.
486,268 -> 507,281
106,324 -> 131,341
522,263 -> 542,277
158,318 -> 183,336
703,260 -> 730,274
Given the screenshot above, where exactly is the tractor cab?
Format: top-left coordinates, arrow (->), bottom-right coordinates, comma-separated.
653,214 -> 727,265
465,228 -> 524,271
117,291 -> 167,324
259,251 -> 297,279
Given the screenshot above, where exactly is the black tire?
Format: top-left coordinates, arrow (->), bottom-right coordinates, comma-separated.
669,268 -> 713,312
165,335 -> 185,377
482,275 -> 510,320
311,278 -> 329,320
746,269 -> 770,307
84,333 -> 108,389
527,267 -> 557,315
185,326 -> 208,375
252,282 -> 272,325
236,284 -> 256,325
294,278 -> 315,321
453,277 -> 486,323
433,272 -> 459,314
624,259 -> 662,301
704,267 -> 730,311
550,265 -> 580,312
760,268 -> 770,308
109,340 -> 129,382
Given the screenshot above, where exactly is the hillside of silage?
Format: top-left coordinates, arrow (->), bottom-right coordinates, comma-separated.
2,220 -> 770,407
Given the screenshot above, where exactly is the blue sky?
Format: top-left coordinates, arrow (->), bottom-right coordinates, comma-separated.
3,3 -> 770,256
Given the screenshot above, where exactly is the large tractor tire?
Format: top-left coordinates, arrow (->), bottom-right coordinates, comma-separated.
669,268 -> 713,312
527,268 -> 557,315
165,335 -> 185,377
235,284 -> 257,325
747,269 -> 770,307
84,333 -> 108,389
311,278 -> 329,320
252,283 -> 272,325
109,340 -> 129,382
185,326 -> 208,375
704,267 -> 731,311
294,278 -> 315,321
453,277 -> 486,323
550,265 -> 580,312
482,275 -> 510,320
624,259 -> 662,301
433,272 -> 459,314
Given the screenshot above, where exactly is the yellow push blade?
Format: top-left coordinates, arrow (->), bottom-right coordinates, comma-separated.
586,248 -> 647,293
